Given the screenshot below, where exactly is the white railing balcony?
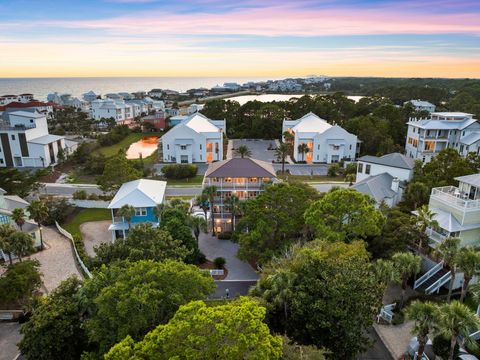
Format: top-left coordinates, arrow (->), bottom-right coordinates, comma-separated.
427,228 -> 447,245
431,186 -> 480,210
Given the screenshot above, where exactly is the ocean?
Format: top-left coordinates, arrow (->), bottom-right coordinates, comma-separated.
0,76 -> 278,101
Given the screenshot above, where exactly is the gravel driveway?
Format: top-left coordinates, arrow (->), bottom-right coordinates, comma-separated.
80,220 -> 112,257
28,226 -> 83,293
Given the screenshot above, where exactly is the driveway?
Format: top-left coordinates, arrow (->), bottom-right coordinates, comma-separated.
209,280 -> 257,299
230,139 -> 277,162
198,232 -> 258,281
29,226 -> 83,293
80,220 -> 112,257
0,322 -> 22,360
277,163 -> 329,175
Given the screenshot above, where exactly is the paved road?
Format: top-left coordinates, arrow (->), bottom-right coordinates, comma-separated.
311,182 -> 350,192
209,280 -> 258,299
199,233 -> 258,280
165,186 -> 201,197
0,322 -> 22,360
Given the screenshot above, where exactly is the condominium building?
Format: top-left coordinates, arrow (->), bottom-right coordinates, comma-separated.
160,113 -> 225,163
91,99 -> 134,125
404,99 -> 436,113
282,112 -> 359,163
0,111 -> 72,168
203,157 -> 277,233
405,112 -> 480,163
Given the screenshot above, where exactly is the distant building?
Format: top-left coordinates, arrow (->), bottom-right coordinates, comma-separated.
223,82 -> 241,91
404,99 -> 436,113
282,112 -> 358,163
91,99 -> 134,125
203,157 -> 277,233
82,91 -> 98,102
0,101 -> 55,119
148,89 -> 163,98
0,111 -> 72,168
352,153 -> 415,207
0,188 -> 41,261
141,111 -> 166,130
188,103 -> 205,114
405,112 -> 480,163
0,94 -> 35,106
168,115 -> 188,127
160,113 -> 224,163
107,179 -> 166,241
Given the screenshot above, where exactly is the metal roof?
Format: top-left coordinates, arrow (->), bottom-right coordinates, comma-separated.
455,173 -> 480,188
108,179 -> 166,209
352,173 -> 398,203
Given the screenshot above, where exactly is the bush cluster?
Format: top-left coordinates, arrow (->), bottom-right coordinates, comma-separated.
97,125 -> 131,146
161,164 -> 198,179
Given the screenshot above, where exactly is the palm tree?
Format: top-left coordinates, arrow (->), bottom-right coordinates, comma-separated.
202,186 -> 218,235
416,205 -> 438,250
153,203 -> 165,223
392,252 -> 421,309
435,237 -> 460,302
224,195 -> 240,232
282,131 -> 294,145
27,200 -> 49,250
436,301 -> 480,360
11,208 -> 25,230
469,282 -> 480,315
0,224 -> 15,265
195,194 -> 210,222
10,231 -> 35,262
234,144 -> 252,158
264,270 -> 296,324
275,143 -> 290,174
406,301 -> 438,360
374,259 -> 399,287
188,216 -> 207,245
297,143 -> 309,162
117,204 -> 136,230
455,246 -> 480,303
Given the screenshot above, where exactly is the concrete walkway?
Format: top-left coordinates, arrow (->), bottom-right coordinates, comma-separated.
0,322 -> 21,360
28,226 -> 83,293
80,220 -> 112,257
198,232 -> 258,281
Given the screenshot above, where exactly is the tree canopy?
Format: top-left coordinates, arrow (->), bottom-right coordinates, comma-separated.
105,298 -> 283,360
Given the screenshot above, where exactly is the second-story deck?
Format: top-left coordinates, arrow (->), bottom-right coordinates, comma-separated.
431,186 -> 480,210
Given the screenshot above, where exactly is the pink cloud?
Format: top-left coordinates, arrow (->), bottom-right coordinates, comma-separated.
46,4 -> 480,37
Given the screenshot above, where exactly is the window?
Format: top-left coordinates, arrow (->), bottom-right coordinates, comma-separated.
460,145 -> 464,153
167,144 -> 169,150
11,134 -> 15,140
463,131 -> 465,136
318,144 -> 320,150
135,207 -> 147,216
180,145 -> 187,150
358,163 -> 363,173
365,164 -> 371,175
349,145 -> 352,150
200,155 -> 202,160
200,144 -> 202,150
0,159 -> 3,164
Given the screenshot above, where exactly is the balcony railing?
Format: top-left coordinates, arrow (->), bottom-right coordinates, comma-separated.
427,227 -> 447,245
431,186 -> 480,210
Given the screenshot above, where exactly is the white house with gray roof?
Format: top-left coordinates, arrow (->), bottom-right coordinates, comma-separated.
160,113 -> 225,163
404,99 -> 436,113
282,112 -> 358,163
405,112 -> 480,163
352,153 -> 415,207
0,111 -> 71,168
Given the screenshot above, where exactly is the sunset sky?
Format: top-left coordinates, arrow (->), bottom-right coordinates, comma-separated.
1,0 -> 479,78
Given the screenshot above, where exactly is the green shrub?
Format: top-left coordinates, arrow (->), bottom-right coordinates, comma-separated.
97,125 -> 131,146
217,232 -> 232,240
327,164 -> 341,177
214,257 -> 226,269
0,260 -> 41,308
161,164 -> 198,179
432,335 -> 459,359
42,197 -> 74,225
73,190 -> 88,200
391,311 -> 405,325
87,193 -> 99,200
72,235 -> 92,273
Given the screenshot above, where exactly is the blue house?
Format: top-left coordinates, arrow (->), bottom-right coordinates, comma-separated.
108,179 -> 167,241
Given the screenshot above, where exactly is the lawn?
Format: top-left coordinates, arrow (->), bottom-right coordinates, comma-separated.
62,208 -> 112,239
153,175 -> 204,186
94,132 -> 161,157
277,174 -> 347,183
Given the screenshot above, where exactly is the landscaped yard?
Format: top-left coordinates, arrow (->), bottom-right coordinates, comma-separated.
94,132 -> 161,157
62,208 -> 112,238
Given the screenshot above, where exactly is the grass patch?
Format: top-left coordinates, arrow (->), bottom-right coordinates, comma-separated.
62,208 -> 111,239
94,132 -> 161,157
66,170 -> 98,184
166,195 -> 194,201
277,174 -> 346,183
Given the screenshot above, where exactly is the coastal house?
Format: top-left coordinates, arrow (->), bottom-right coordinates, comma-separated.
0,101 -> 55,120
282,112 -> 359,163
160,113 -> 225,164
0,94 -> 35,106
412,173 -> 480,294
188,103 -> 204,114
405,112 -> 480,163
404,99 -> 436,113
203,157 -> 277,233
82,91 -> 98,102
91,99 -> 134,125
0,188 -> 41,262
352,153 -> 415,207
107,179 -> 167,241
0,111 -> 71,168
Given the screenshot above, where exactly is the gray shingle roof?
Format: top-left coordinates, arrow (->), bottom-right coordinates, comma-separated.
352,173 -> 397,203
204,158 -> 276,178
358,153 -> 415,170
455,173 -> 480,187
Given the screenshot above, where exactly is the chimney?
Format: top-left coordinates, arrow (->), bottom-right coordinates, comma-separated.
391,177 -> 400,193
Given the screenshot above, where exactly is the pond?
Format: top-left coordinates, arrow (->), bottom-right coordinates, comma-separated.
126,136 -> 159,159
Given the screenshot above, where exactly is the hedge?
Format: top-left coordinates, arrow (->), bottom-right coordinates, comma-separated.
161,164 -> 198,179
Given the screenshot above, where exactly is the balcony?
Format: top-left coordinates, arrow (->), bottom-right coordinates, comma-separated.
426,227 -> 447,246
431,186 -> 480,210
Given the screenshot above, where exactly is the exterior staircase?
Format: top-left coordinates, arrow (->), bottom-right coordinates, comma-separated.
414,261 -> 452,294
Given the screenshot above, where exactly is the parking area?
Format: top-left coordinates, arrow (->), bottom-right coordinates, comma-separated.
274,163 -> 329,175
230,139 -> 278,162
80,220 -> 112,257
